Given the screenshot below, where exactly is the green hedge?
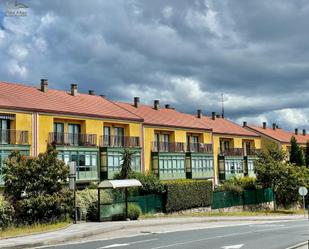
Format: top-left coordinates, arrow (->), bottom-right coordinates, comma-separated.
163,179 -> 213,213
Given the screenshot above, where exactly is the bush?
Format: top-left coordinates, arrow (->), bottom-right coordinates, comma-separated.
163,179 -> 213,212
128,203 -> 141,220
216,176 -> 257,193
215,182 -> 243,193
0,196 -> 14,229
3,148 -> 71,225
114,172 -> 165,195
77,189 -> 113,221
14,190 -> 73,225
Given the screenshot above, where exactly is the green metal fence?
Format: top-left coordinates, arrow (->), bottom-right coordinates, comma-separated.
212,188 -> 273,209
99,194 -> 164,221
129,194 -> 164,214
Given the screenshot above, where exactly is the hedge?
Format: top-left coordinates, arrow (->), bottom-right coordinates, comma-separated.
163,179 -> 213,212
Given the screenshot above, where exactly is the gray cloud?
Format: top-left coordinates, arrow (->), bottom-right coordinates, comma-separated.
0,0 -> 309,131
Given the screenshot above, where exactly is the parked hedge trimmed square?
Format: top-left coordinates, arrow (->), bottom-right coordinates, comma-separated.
163,179 -> 213,213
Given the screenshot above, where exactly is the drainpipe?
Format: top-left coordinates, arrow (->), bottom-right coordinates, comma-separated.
32,112 -> 39,156
140,123 -> 145,173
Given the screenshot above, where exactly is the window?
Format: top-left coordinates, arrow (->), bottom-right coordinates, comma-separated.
68,124 -> 80,145
107,150 -> 141,172
114,127 -> 124,146
162,134 -> 170,152
53,123 -> 64,144
220,140 -> 230,153
54,123 -> 64,133
57,151 -> 98,180
159,154 -> 185,174
103,126 -> 111,146
154,133 -> 160,151
0,119 -> 10,144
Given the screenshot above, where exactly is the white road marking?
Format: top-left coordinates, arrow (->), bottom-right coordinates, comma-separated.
97,238 -> 158,249
99,243 -> 129,248
221,244 -> 244,249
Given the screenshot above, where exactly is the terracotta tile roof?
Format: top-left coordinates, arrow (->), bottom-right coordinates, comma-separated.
0,81 -> 143,121
199,116 -> 259,137
115,102 -> 211,131
246,125 -> 309,144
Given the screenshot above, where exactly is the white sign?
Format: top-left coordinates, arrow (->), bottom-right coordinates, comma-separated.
221,245 -> 244,249
299,186 -> 308,196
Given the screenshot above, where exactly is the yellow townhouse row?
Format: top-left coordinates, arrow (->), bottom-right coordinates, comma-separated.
0,79 -> 305,187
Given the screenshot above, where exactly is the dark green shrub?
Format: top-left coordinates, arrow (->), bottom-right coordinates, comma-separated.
128,203 -> 141,220
14,190 -> 73,225
0,196 -> 14,229
114,172 -> 165,195
216,176 -> 257,193
215,182 -> 243,193
3,148 -> 72,225
163,179 -> 213,212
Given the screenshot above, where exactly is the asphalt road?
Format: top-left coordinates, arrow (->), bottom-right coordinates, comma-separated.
41,220 -> 309,249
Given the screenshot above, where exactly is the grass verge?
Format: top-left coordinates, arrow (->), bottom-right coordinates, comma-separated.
0,221 -> 71,239
141,209 -> 304,219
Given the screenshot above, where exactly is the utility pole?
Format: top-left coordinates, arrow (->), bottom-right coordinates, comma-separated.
221,93 -> 225,118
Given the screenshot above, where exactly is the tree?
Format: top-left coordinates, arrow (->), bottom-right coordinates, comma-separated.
119,149 -> 135,179
306,141 -> 309,167
255,145 -> 309,209
2,147 -> 73,224
290,136 -> 305,166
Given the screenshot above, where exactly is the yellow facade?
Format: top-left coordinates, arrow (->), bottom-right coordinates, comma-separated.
0,109 -> 33,151
37,113 -> 142,153
143,125 -> 212,172
0,107 -> 262,184
212,134 -> 261,183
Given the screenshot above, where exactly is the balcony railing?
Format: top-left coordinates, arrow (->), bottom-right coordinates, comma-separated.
245,148 -> 260,156
187,143 -> 213,153
0,129 -> 29,145
219,148 -> 244,156
152,141 -> 186,153
100,135 -> 140,148
49,132 -> 97,146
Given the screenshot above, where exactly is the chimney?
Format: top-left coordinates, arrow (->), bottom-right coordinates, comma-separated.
272,123 -> 276,130
212,112 -> 216,120
71,84 -> 78,96
216,114 -> 220,118
295,128 -> 298,135
197,109 -> 202,118
165,104 -> 171,109
262,122 -> 267,129
88,90 -> 95,95
40,79 -> 48,93
134,97 -> 140,108
154,100 -> 160,110
243,121 -> 247,127
303,129 -> 306,136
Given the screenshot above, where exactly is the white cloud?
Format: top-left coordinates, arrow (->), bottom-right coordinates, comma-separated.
7,60 -> 27,78
8,44 -> 28,60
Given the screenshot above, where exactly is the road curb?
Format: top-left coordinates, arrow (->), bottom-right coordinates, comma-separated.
286,241 -> 308,249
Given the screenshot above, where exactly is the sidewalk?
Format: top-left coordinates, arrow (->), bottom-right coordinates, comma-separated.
0,215 -> 305,249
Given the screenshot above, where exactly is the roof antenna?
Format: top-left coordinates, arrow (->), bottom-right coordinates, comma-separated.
221,93 -> 225,118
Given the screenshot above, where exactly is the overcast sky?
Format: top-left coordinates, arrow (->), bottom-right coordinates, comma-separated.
0,0 -> 309,131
